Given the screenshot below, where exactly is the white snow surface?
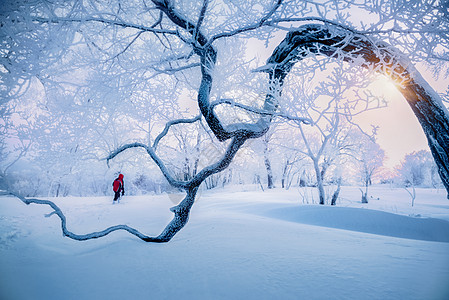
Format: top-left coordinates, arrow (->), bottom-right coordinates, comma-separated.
1,185 -> 449,300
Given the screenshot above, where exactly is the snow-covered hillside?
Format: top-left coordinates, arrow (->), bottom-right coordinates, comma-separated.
1,186 -> 449,299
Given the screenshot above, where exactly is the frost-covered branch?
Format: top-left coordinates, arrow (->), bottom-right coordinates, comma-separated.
193,0 -> 209,42
188,136 -> 247,188
106,142 -> 187,189
3,192 -> 163,242
209,16 -> 357,47
264,23 -> 449,198
152,115 -> 202,149
33,16 -> 178,35
211,98 -> 312,124
150,63 -> 201,76
151,0 -> 209,48
110,31 -> 145,60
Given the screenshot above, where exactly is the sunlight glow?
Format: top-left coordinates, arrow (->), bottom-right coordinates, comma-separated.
374,75 -> 402,99
354,75 -> 429,169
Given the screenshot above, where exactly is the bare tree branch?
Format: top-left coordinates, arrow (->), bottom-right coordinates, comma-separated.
105,142 -> 187,189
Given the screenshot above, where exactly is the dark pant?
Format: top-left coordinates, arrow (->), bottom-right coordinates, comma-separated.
113,191 -> 121,201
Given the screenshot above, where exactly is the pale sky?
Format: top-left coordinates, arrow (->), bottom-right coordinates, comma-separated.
358,65 -> 448,169
354,79 -> 428,169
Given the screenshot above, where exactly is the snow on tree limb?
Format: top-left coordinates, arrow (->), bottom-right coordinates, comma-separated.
152,115 -> 202,149
105,113 -> 205,190
105,142 -> 186,189
32,17 -> 178,35
3,191 -> 164,242
263,23 -> 449,197
211,98 -> 313,124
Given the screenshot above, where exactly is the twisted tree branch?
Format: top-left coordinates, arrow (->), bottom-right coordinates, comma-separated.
3,192 -> 163,242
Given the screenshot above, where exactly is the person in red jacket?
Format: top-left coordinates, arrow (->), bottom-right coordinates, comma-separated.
112,173 -> 125,203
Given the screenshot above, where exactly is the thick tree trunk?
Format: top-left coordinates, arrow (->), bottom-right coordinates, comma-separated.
399,68 -> 449,199
157,187 -> 198,242
265,24 -> 449,199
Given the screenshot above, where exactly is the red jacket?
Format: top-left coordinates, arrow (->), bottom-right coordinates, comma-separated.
113,174 -> 124,192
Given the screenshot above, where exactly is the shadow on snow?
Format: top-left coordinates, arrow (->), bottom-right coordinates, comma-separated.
263,205 -> 449,243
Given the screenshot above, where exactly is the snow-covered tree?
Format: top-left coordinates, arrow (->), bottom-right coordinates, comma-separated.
351,132 -> 385,203
264,22 -> 449,198
277,57 -> 384,204
397,150 -> 440,188
1,0 -> 449,242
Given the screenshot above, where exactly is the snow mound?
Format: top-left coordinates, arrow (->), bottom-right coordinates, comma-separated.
264,205 -> 449,243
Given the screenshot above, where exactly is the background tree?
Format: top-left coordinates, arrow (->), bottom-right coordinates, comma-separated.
351,131 -> 385,203
277,57 -> 386,204
395,150 -> 442,207
397,150 -> 440,188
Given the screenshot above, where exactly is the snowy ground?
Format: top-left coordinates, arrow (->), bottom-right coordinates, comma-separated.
1,185 -> 449,300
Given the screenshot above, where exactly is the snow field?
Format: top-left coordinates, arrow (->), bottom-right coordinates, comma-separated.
1,185 -> 449,300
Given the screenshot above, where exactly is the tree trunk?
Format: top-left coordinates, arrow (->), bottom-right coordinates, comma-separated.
331,178 -> 342,206
265,23 -> 449,199
361,191 -> 368,204
400,69 -> 449,199
281,160 -> 289,189
264,155 -> 274,189
157,187 -> 198,242
312,159 -> 326,205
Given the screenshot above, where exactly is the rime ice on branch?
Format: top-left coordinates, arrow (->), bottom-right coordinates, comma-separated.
260,24 -> 449,199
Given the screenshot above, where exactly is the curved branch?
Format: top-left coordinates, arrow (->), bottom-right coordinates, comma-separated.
265,23 -> 449,198
208,17 -> 359,47
151,0 -> 209,47
4,186 -> 202,243
105,142 -> 186,189
152,114 -> 202,149
188,135 -> 247,188
149,0 -> 284,142
106,114 -> 204,189
4,192 -> 163,242
211,98 -> 313,124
